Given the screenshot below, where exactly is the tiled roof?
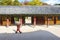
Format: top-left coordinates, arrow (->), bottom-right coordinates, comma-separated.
0,6 -> 60,14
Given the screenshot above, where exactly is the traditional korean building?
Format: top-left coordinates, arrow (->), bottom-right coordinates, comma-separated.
0,6 -> 60,26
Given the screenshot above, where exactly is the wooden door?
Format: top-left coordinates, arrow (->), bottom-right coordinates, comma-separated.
36,17 -> 45,25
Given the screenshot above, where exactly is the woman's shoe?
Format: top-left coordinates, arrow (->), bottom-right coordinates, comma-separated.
15,31 -> 17,34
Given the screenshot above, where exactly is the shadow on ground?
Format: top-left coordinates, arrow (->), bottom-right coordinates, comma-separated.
0,30 -> 60,40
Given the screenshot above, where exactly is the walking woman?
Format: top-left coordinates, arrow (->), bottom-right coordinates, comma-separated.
15,22 -> 22,34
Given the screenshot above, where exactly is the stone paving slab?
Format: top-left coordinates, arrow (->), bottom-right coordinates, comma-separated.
0,25 -> 60,37
0,30 -> 60,40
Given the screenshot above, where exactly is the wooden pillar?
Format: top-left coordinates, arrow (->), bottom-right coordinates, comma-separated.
0,16 -> 2,25
56,16 -> 58,24
52,16 -> 54,21
7,19 -> 9,27
56,16 -> 58,20
45,16 -> 47,25
53,16 -> 54,25
47,17 -> 48,27
34,16 -> 36,26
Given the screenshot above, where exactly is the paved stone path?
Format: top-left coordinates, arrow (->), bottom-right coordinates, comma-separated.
0,30 -> 60,40
0,25 -> 60,40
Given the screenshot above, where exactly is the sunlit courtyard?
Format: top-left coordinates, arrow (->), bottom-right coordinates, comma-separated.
0,25 -> 60,40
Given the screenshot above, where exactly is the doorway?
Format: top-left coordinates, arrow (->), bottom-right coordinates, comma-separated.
36,16 -> 45,25
24,16 -> 32,25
